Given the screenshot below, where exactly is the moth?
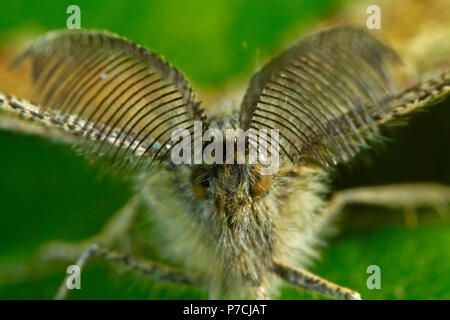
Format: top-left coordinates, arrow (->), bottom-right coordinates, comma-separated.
0,26 -> 449,300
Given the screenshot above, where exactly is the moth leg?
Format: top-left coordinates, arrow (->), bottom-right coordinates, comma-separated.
39,194 -> 142,262
54,243 -> 197,300
272,258 -> 361,300
316,183 -> 450,229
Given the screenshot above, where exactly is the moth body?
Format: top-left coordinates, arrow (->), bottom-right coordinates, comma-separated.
138,113 -> 329,298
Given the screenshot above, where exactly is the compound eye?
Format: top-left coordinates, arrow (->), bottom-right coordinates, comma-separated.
191,167 -> 209,200
250,165 -> 272,197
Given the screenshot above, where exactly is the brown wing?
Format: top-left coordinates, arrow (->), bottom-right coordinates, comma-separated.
11,29 -> 207,172
239,26 -> 402,167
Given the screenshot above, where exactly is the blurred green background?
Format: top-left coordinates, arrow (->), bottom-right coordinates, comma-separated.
0,0 -> 449,299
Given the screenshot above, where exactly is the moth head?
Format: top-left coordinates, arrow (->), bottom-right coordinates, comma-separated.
190,163 -> 273,206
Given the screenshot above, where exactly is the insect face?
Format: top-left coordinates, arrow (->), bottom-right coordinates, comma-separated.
191,163 -> 272,221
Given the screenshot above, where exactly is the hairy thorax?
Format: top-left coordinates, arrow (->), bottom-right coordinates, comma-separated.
139,155 -> 329,298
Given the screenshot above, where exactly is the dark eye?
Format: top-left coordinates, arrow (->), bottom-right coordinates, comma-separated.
250,165 -> 272,197
191,166 -> 209,199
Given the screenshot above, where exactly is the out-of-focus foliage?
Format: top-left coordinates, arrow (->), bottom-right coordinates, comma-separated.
0,0 -> 341,88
